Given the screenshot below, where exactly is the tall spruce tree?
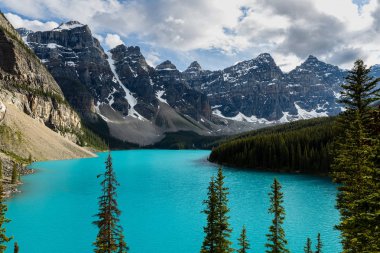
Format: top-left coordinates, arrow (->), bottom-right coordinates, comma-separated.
201,177 -> 218,253
93,153 -> 127,253
265,178 -> 289,253
315,233 -> 322,253
304,238 -> 312,253
332,60 -> 380,252
201,168 -> 233,253
237,225 -> 250,253
215,168 -> 233,253
0,182 -> 12,253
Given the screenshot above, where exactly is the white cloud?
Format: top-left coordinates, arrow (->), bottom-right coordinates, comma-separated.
4,12 -> 58,31
145,51 -> 161,67
93,33 -> 104,43
104,33 -> 123,49
2,0 -> 380,71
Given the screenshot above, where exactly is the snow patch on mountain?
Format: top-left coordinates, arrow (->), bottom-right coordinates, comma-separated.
156,90 -> 168,104
278,112 -> 291,123
106,52 -> 146,120
54,21 -> 85,31
294,103 -> 328,119
213,110 -> 270,124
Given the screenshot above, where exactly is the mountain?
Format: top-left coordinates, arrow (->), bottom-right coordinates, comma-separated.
17,20 -> 380,146
0,13 -> 95,193
21,22 -> 222,145
184,54 -> 347,122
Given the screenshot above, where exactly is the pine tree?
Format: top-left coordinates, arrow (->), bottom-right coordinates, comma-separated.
315,233 -> 322,253
214,168 -> 233,253
332,60 -> 380,252
13,242 -> 19,253
11,164 -> 18,184
237,225 -> 250,253
201,168 -> 233,253
201,177 -> 218,253
265,178 -> 289,253
0,182 -> 12,253
304,238 -> 312,253
93,153 -> 127,253
339,60 -> 379,119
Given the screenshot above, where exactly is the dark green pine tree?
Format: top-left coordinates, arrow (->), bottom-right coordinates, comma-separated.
214,168 -> 233,253
304,238 -> 312,253
265,178 -> 289,253
201,177 -> 218,253
339,60 -> 380,118
201,168 -> 233,253
237,225 -> 250,253
315,233 -> 322,253
332,60 -> 380,253
93,153 -> 127,253
0,182 -> 12,253
11,164 -> 18,184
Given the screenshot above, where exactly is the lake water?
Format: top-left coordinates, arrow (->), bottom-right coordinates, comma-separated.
5,150 -> 341,253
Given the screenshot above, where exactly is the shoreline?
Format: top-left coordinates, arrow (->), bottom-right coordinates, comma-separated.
3,146 -> 99,199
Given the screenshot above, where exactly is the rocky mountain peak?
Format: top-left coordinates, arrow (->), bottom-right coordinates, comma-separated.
54,20 -> 86,31
255,53 -> 275,63
156,60 -> 177,71
293,54 -> 342,75
306,55 -> 319,61
184,61 -> 202,73
111,45 -> 144,61
110,44 -> 153,76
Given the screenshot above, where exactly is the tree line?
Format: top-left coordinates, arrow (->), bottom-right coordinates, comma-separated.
209,117 -> 335,174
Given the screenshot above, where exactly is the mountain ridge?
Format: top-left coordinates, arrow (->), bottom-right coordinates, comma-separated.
16,20 -> 380,146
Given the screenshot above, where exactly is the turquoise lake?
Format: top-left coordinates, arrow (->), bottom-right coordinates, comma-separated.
6,150 -> 341,253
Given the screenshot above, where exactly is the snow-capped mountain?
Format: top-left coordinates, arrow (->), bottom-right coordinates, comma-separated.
19,22 -> 213,145
17,21 -> 380,145
183,54 -> 350,123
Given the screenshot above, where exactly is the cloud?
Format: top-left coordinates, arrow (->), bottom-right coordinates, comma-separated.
144,51 -> 161,67
1,0 -> 380,71
4,12 -> 58,31
104,33 -> 123,49
327,47 -> 365,66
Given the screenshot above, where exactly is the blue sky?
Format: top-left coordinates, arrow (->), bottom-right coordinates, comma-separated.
0,0 -> 379,71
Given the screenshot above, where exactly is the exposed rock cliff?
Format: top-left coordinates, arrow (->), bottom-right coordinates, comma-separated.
0,13 -> 82,138
0,13 -> 94,195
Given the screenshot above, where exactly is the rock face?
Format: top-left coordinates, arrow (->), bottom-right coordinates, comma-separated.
0,13 -> 94,195
26,21 -> 122,119
23,24 -> 213,144
0,13 -> 82,137
183,54 -> 351,122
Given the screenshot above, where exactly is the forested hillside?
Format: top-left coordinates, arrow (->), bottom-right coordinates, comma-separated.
208,117 -> 336,173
